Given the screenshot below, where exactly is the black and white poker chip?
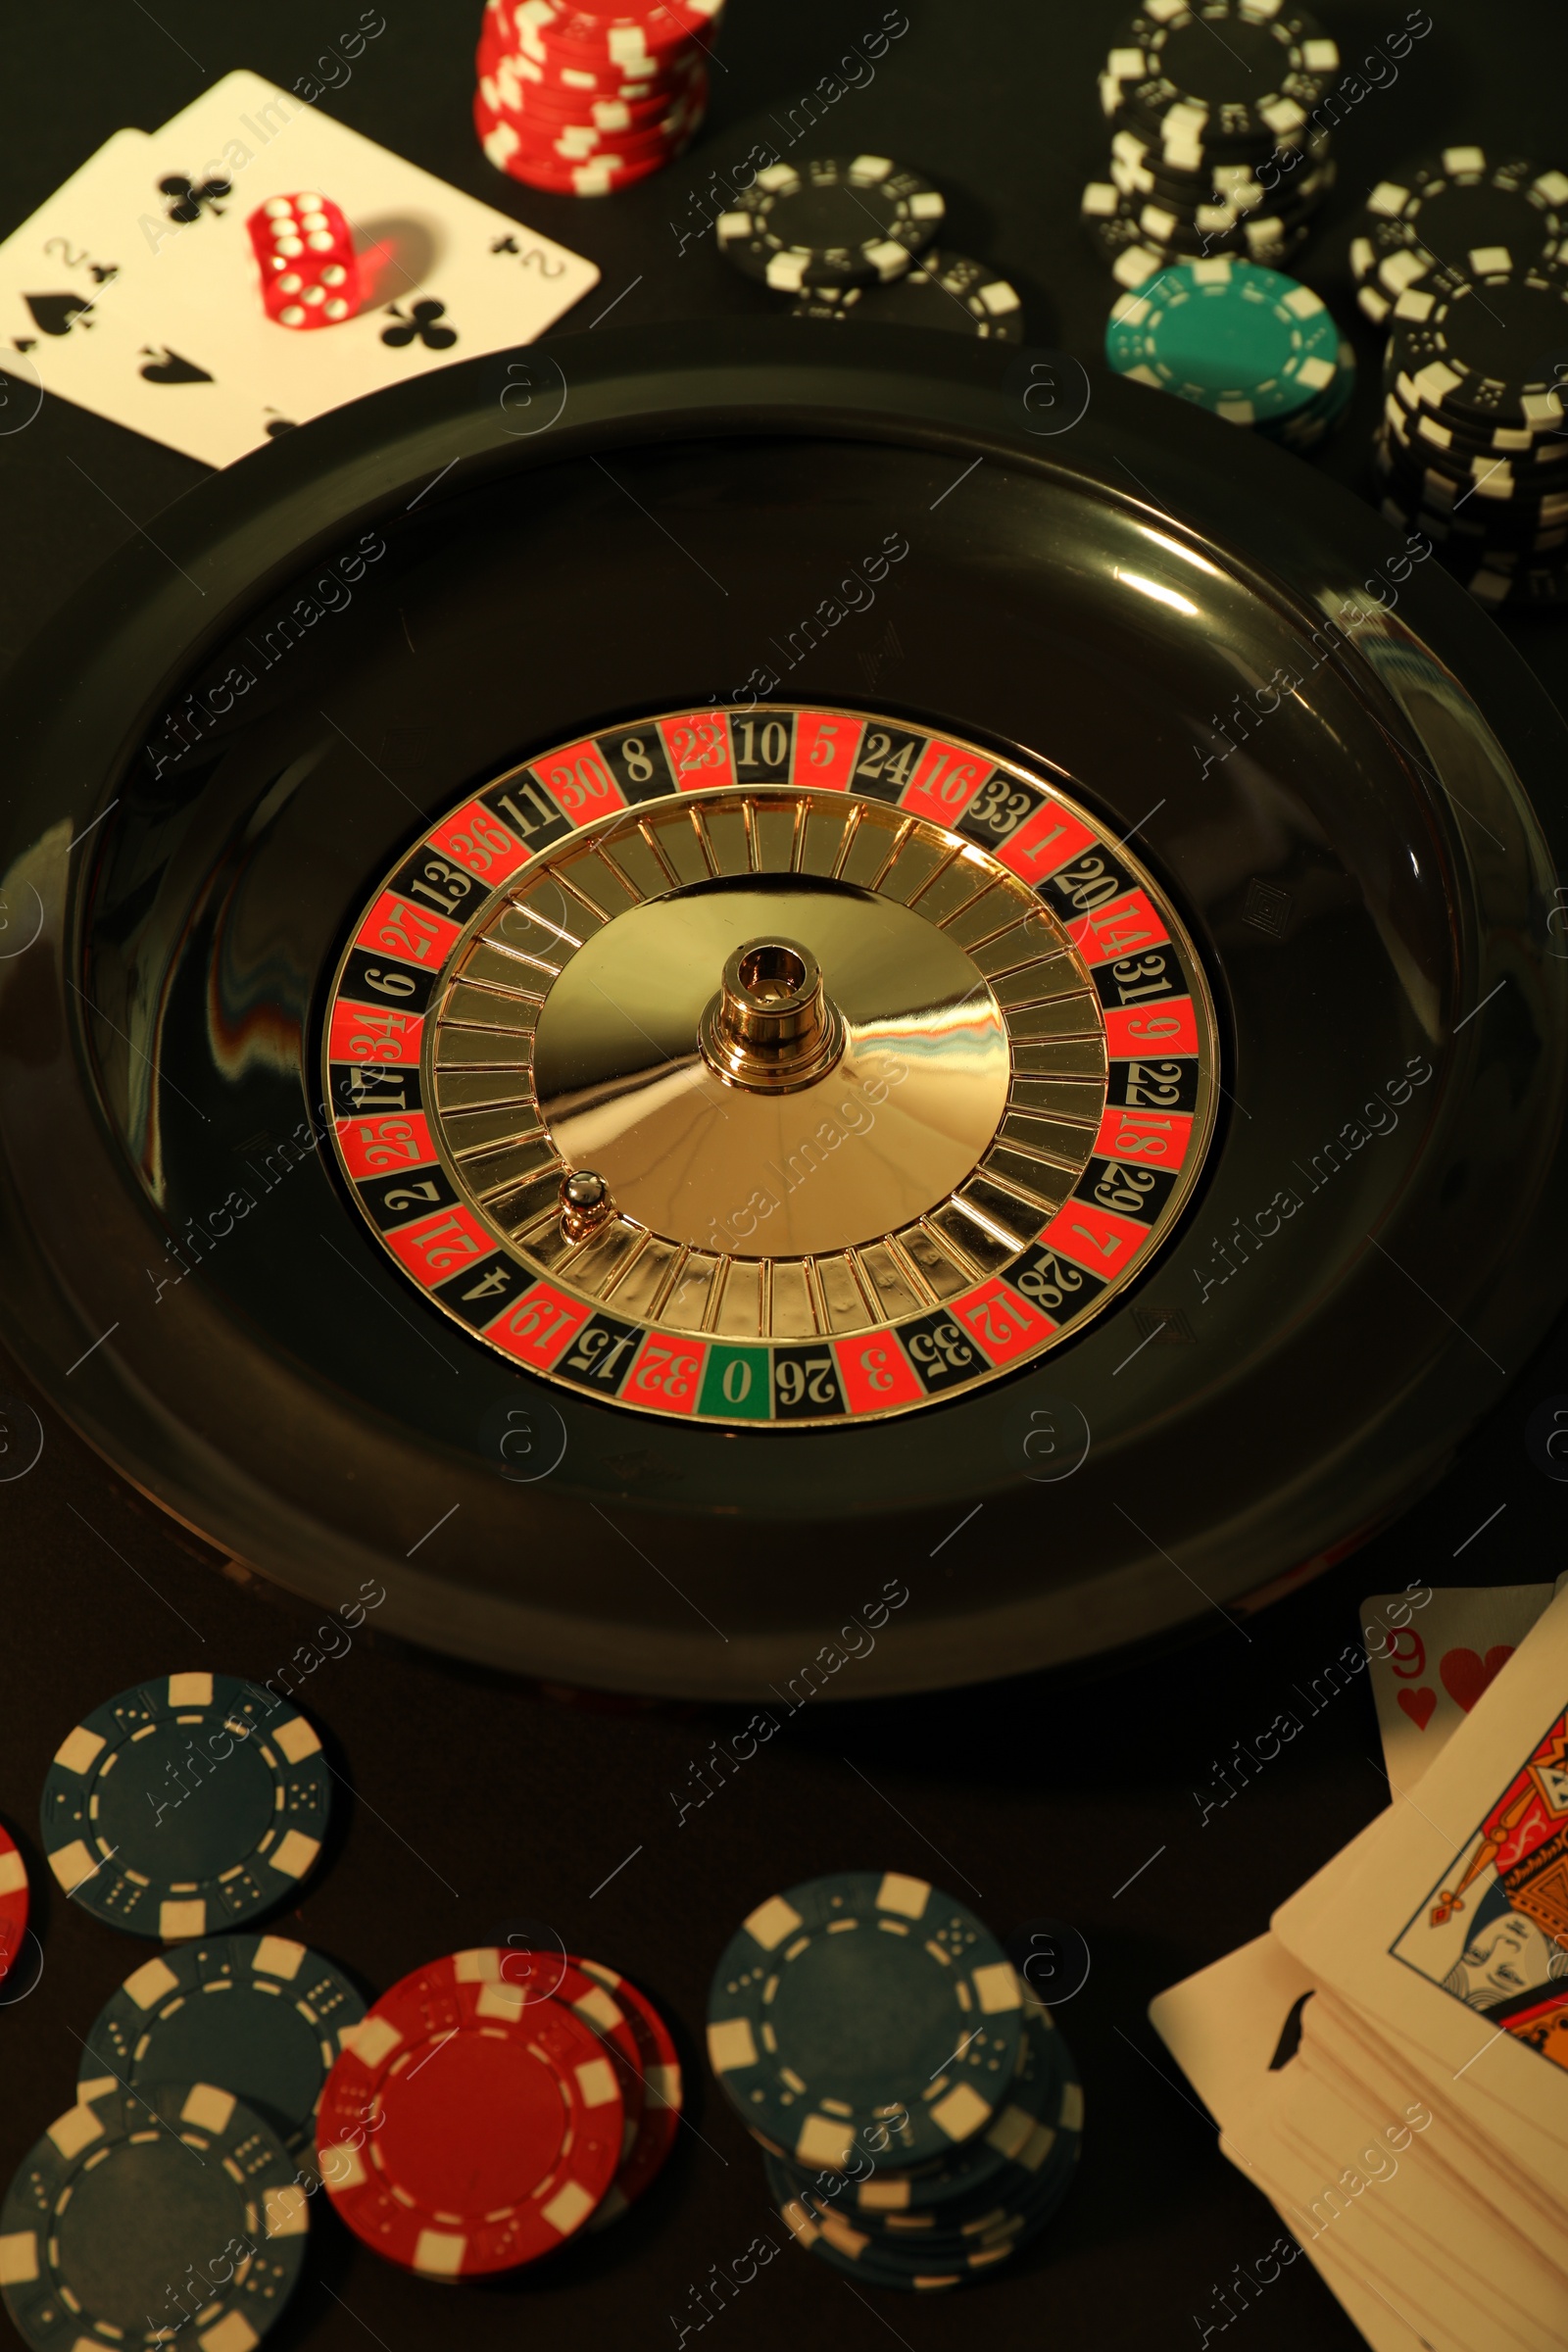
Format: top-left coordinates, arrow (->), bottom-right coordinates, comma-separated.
790,252 -> 1025,342
1389,261 -> 1568,437
715,155 -> 945,292
1100,0 -> 1341,167
1081,178 -> 1314,287
1349,148 -> 1568,323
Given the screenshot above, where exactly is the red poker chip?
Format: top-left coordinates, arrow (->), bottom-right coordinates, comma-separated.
508,1950 -> 649,2202
483,9 -> 709,77
318,1947 -> 624,2277
479,2 -> 662,90
0,1822 -> 28,1986
505,0 -> 723,71
574,1956 -> 683,2217
478,59 -> 703,128
482,72 -> 706,145
499,106 -> 703,166
491,138 -> 696,194
476,91 -> 696,190
477,23 -> 699,106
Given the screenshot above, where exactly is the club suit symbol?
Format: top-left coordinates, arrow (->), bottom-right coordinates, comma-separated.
381,299 -> 458,351
159,174 -> 232,223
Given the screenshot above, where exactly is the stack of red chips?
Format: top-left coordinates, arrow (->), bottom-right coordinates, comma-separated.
474,0 -> 721,196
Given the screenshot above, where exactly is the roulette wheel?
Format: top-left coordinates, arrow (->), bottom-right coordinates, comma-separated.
0,318 -> 1564,1700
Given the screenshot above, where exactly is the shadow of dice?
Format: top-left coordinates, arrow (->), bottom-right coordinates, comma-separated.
247,193 -> 358,329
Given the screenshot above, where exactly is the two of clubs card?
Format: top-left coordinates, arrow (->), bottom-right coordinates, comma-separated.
0,70 -> 599,466
1152,1573 -> 1568,2352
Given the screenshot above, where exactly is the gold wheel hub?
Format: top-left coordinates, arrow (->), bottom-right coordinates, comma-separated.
526,877 -> 1014,1265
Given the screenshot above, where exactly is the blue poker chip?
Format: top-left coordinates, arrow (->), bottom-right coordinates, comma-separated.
76,1933 -> 366,2157
708,1872 -> 1023,2169
41,1673 -> 331,1938
1105,257 -> 1341,425
0,2082 -> 309,2351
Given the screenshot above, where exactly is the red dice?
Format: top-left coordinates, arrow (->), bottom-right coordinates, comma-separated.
247,193 -> 360,329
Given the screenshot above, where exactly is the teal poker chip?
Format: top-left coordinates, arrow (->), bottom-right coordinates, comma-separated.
1263,336 -> 1355,453
1106,257 -> 1341,425
808,1983 -> 1067,2217
769,2007 -> 1083,2260
77,1934 -> 366,2157
708,1872 -> 1023,2169
0,2081 -> 309,2351
773,2045 -> 1082,2290
41,1673 -> 331,1939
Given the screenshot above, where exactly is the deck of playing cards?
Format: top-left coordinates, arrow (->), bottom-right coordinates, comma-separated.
0,70 -> 599,466
1152,1579 -> 1568,2351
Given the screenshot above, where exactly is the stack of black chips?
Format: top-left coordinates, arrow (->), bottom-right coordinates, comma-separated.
1082,0 -> 1342,289
1372,257 -> 1568,611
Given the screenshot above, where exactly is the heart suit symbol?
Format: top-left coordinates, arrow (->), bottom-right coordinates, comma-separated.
1440,1646 -> 1515,1713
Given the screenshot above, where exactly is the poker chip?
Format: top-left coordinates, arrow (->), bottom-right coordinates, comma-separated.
1387,261 -> 1568,437
476,108 -> 695,192
475,0 -> 715,191
1092,4 -> 1339,270
0,2082 -> 308,2352
75,1934 -> 366,2158
1101,0 -> 1341,165
478,1948 -> 667,2228
707,1871 -> 1023,2170
575,1955 -> 684,2219
1108,122 -> 1332,211
1381,400 -> 1568,507
758,1982 -> 1083,2292
39,1672 -> 330,1939
716,155 -> 945,292
790,252 -> 1025,342
1083,177 -> 1316,286
501,0 -> 722,69
0,1823 -> 27,1987
1105,258 -> 1341,426
1384,368 -> 1568,469
1373,254 -> 1568,610
318,1946 -> 624,2276
830,1977 -> 1069,2216
1349,149 -> 1568,323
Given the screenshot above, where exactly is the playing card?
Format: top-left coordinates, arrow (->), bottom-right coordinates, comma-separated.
1307,1986 -> 1568,2277
1233,2109 -> 1512,2352
1363,1583 -> 1557,1794
0,130 -> 271,466
95,70 -> 598,452
1152,1936 -> 1478,2350
1150,1930 -> 1314,2144
1281,2036 -> 1568,2342
1275,1584 -> 1568,2173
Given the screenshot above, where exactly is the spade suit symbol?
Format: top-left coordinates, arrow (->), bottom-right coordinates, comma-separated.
139,347 -> 215,386
24,292 -> 94,337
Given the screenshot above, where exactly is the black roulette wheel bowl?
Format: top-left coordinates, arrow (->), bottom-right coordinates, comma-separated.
1,318 -> 1565,1700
